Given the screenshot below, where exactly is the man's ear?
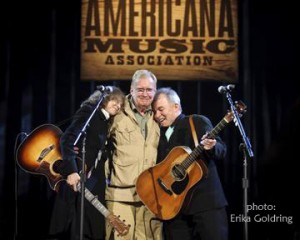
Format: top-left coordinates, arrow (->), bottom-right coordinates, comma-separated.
174,103 -> 182,114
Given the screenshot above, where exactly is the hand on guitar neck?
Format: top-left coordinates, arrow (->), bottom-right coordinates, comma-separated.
200,134 -> 217,150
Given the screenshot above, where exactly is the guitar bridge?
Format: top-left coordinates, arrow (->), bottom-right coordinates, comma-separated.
37,144 -> 55,162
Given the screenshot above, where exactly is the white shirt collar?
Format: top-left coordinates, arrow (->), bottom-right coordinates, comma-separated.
101,108 -> 110,120
165,126 -> 174,141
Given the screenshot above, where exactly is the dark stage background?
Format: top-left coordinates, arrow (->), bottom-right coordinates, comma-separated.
1,0 -> 299,239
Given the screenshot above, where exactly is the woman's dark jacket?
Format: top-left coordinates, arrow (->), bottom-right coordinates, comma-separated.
49,103 -> 109,239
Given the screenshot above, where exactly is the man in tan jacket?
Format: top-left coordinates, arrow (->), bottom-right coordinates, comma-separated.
105,70 -> 162,240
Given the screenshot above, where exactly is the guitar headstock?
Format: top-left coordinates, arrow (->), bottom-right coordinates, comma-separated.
107,214 -> 130,236
224,100 -> 247,123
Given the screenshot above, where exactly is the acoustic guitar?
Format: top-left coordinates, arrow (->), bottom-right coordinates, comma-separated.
136,101 -> 246,220
16,124 -> 130,236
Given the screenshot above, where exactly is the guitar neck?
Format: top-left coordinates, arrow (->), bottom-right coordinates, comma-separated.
77,184 -> 130,236
78,184 -> 110,218
184,117 -> 229,168
207,117 -> 229,139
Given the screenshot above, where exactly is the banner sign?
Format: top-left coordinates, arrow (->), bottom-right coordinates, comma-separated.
81,0 -> 238,81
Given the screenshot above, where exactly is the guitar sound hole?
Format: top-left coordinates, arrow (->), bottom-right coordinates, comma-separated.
172,164 -> 186,180
52,159 -> 63,174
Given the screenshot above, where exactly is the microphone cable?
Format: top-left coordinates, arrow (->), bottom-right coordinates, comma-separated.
13,131 -> 28,240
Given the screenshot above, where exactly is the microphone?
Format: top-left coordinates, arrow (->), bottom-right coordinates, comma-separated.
218,84 -> 235,94
96,85 -> 113,93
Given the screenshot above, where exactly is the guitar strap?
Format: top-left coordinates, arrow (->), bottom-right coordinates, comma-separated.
188,115 -> 199,147
188,115 -> 208,177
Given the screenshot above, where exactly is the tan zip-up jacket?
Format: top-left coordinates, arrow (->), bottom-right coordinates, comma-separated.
105,96 -> 160,202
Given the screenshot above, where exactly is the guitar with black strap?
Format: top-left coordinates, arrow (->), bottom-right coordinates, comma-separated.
16,124 -> 130,236
136,101 -> 246,220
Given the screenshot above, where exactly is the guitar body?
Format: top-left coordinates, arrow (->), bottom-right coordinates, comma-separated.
136,146 -> 203,220
16,124 -> 64,191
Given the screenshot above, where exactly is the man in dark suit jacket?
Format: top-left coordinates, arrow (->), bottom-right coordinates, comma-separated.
152,87 -> 228,240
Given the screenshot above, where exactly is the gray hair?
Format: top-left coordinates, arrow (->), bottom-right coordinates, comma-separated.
131,69 -> 157,88
153,87 -> 182,112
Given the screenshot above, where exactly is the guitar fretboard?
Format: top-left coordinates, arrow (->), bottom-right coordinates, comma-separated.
77,184 -> 110,218
182,117 -> 229,170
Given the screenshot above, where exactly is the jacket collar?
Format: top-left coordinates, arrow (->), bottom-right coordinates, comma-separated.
171,113 -> 185,127
160,113 -> 185,133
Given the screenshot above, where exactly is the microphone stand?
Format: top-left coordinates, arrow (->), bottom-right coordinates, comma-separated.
240,143 -> 249,240
224,90 -> 254,240
73,90 -> 109,240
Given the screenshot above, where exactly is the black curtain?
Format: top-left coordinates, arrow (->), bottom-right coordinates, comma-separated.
1,0 -> 299,239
